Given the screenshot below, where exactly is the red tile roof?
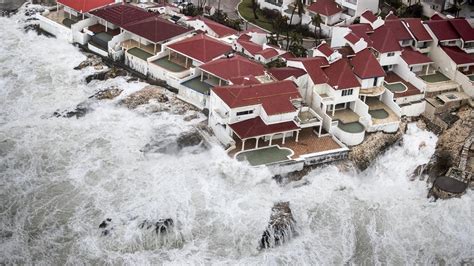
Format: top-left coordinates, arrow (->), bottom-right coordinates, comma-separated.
315,42 -> 334,57
190,16 -> 238,37
385,13 -> 399,20
345,32 -> 361,44
122,16 -> 192,43
449,19 -> 474,42
236,34 -> 263,55
90,3 -> 155,27
307,0 -> 342,16
323,59 -> 360,89
442,46 -> 474,65
425,20 -> 460,41
401,47 -> 433,65
348,24 -> 374,46
371,27 -> 402,53
295,57 -> 329,85
199,55 -> 265,81
58,0 -> 114,13
430,13 -> 444,20
402,18 -> 432,42
350,49 -> 385,79
228,75 -> 261,85
256,48 -> 279,59
280,52 -> 296,60
384,19 -> 413,41
268,67 -> 307,80
212,80 -> 301,115
167,33 -> 232,63
230,116 -> 299,139
361,10 -> 377,23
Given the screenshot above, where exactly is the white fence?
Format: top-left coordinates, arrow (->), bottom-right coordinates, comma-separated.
71,17 -> 97,45
36,14 -> 72,42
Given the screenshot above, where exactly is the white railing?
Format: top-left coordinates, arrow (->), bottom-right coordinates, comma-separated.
393,63 -> 426,92
353,98 -> 371,128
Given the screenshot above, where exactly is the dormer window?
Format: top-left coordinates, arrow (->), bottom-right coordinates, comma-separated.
387,52 -> 395,57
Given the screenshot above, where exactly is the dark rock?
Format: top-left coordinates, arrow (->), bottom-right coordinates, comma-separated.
0,230 -> 13,239
106,218 -> 112,222
139,218 -> 174,234
176,130 -> 203,149
260,202 -> 296,249
90,87 -> 123,100
53,102 -> 91,119
101,230 -> 109,236
99,221 -> 107,229
103,67 -> 128,81
183,113 -> 199,121
75,54 -> 103,71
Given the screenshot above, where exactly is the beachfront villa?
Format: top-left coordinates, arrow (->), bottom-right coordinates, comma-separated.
36,0 -> 117,44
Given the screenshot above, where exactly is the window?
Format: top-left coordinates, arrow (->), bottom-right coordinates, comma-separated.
342,89 -> 353,96
387,52 -> 395,57
236,110 -> 254,116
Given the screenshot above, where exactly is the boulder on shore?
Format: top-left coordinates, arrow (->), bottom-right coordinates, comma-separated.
121,86 -> 169,109
176,130 -> 204,149
260,202 -> 296,249
74,54 -> 104,70
53,101 -> 91,119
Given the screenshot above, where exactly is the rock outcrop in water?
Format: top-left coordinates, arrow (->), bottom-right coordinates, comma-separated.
260,202 -> 296,249
121,86 -> 169,109
90,87 -> 123,100
176,130 -> 203,149
53,101 -> 91,119
139,218 -> 174,235
74,54 -> 104,71
349,122 -> 407,171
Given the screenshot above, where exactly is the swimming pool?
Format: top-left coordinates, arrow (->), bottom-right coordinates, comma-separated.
384,82 -> 407,93
337,121 -> 365,133
369,109 -> 389,119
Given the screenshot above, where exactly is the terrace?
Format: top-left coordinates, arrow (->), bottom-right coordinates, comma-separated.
181,77 -> 213,95
365,97 -> 400,125
419,71 -> 450,83
230,128 -> 344,163
385,72 -> 423,98
127,47 -> 153,61
121,39 -> 158,56
46,8 -> 80,28
151,57 -> 189,72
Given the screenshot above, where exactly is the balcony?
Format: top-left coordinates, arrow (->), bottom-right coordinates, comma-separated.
294,107 -> 322,128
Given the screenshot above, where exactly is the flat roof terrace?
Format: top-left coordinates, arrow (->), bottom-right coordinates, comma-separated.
182,77 -> 213,95
151,57 -> 188,72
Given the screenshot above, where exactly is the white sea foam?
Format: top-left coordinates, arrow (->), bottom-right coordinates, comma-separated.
0,7 -> 472,265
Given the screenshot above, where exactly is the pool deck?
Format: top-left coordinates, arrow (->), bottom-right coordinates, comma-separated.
230,128 -> 344,159
328,109 -> 360,123
385,72 -> 423,98
365,98 -> 400,125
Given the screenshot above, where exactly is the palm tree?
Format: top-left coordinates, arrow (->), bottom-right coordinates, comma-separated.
286,0 -> 305,50
310,13 -> 323,45
272,14 -> 288,44
251,0 -> 259,19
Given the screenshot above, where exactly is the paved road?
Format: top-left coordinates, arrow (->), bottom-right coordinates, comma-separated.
188,0 -> 241,19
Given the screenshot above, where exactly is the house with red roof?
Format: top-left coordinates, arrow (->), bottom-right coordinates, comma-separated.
185,16 -> 238,39
37,0 -> 116,44
175,55 -> 268,109
233,33 -> 286,64
424,17 -> 474,98
307,0 -> 343,27
209,80 -> 328,150
310,42 -> 342,63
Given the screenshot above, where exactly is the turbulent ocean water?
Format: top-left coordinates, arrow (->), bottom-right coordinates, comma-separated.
1,7 -> 473,265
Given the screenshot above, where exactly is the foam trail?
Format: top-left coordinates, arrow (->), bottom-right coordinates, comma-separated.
0,7 -> 472,265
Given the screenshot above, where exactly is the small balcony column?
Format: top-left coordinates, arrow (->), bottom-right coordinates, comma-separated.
295,130 -> 300,142
241,139 -> 246,151
154,43 -> 157,54
269,135 -> 273,146
282,133 -> 286,145
200,71 -> 204,82
105,21 -> 108,32
425,64 -> 430,75
255,137 -> 259,148
185,57 -> 189,68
